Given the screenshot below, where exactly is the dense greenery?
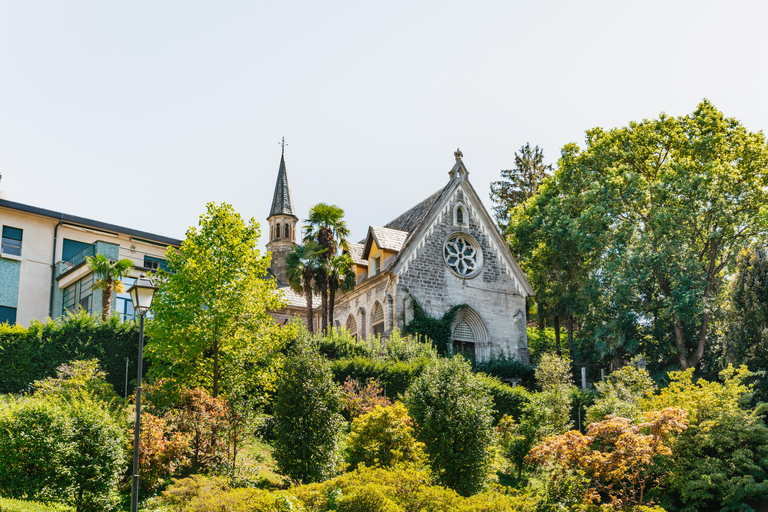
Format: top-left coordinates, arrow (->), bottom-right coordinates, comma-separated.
507,100 -> 768,371
272,342 -> 345,484
148,202 -> 285,398
0,311 -> 141,397
0,365 -> 125,512
404,357 -> 496,496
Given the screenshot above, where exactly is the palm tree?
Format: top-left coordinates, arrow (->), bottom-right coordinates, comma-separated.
327,253 -> 356,331
285,242 -> 325,334
86,254 -> 133,321
303,203 -> 350,333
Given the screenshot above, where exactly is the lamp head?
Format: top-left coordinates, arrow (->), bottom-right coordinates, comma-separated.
128,274 -> 157,314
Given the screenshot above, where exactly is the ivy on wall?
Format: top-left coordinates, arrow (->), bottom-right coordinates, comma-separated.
402,298 -> 465,357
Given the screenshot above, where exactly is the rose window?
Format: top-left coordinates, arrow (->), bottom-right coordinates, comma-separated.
444,234 -> 480,277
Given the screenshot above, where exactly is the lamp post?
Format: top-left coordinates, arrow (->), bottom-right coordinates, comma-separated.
636,358 -> 647,371
128,274 -> 157,512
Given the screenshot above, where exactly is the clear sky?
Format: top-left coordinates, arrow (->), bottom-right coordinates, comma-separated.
1,1 -> 766,250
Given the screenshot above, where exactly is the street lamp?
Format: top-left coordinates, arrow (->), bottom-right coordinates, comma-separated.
636,358 -> 647,371
128,274 -> 157,512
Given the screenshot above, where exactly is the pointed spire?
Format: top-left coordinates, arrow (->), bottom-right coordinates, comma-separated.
269,153 -> 298,219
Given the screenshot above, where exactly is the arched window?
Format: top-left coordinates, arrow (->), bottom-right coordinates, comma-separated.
285,224 -> 290,240
456,206 -> 464,224
346,314 -> 357,340
451,308 -> 488,359
275,223 -> 281,239
372,302 -> 384,336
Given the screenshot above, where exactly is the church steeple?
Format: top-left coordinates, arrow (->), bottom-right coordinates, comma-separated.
269,154 -> 298,219
267,149 -> 299,286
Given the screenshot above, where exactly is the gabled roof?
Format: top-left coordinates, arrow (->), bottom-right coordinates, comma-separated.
361,226 -> 409,259
269,154 -> 298,219
383,155 -> 535,296
346,242 -> 368,267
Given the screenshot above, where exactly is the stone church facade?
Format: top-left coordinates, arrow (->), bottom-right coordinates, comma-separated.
265,149 -> 533,362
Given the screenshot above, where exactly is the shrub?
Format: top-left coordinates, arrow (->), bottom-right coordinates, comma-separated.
586,365 -> 656,425
642,366 -> 768,510
315,328 -> 438,362
474,354 -> 535,384
273,342 -> 345,483
533,353 -> 575,436
0,394 -> 125,512
342,377 -> 391,420
480,375 -> 530,423
404,357 -> 496,496
330,356 -> 431,399
527,407 -> 688,508
346,402 -> 424,470
0,311 -> 142,397
162,475 -> 282,512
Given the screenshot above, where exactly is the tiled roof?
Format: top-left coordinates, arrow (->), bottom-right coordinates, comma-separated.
276,285 -> 321,308
370,226 -> 409,252
384,187 -> 446,233
269,154 -> 298,218
346,243 -> 367,266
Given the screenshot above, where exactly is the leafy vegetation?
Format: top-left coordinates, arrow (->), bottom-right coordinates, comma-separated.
404,357 -> 496,496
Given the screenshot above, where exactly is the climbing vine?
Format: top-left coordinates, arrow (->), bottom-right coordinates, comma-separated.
402,298 -> 465,357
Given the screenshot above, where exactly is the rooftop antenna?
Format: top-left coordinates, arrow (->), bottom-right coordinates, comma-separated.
279,136 -> 288,155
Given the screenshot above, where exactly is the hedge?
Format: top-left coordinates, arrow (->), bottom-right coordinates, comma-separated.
330,356 -> 529,423
0,311 -> 144,396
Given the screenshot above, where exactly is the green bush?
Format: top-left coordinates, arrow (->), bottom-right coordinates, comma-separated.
330,356 -> 431,399
273,342 -> 345,484
162,475 -> 281,512
474,354 -> 535,384
480,374 -> 531,423
404,357 -> 496,496
0,394 -> 125,512
0,497 -> 74,512
315,328 -> 438,362
0,311 -> 142,397
346,402 -> 424,470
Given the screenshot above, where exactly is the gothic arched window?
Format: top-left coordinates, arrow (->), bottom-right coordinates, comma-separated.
285,224 -> 290,240
346,314 -> 357,340
372,302 -> 384,336
456,206 -> 464,224
275,223 -> 281,239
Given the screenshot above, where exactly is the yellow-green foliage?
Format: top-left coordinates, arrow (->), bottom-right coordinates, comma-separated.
0,497 -> 74,512
346,402 -> 424,470
161,467 -> 541,511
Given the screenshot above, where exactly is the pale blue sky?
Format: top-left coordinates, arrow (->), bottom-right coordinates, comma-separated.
1,1 -> 766,250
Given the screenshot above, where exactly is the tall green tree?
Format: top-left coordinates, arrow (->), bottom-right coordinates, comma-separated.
147,202 -> 285,398
86,254 -> 133,321
490,143 -> 552,231
273,341 -> 344,484
303,203 -> 350,334
515,101 -> 768,370
404,357 -> 495,496
724,247 -> 768,400
285,241 -> 325,334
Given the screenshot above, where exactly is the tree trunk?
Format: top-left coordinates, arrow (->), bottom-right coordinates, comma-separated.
101,282 -> 113,321
320,272 -> 328,334
554,314 -> 561,356
305,284 -> 314,334
329,278 -> 338,332
212,338 -> 220,398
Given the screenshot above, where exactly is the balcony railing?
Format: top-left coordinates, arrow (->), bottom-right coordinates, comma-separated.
63,243 -> 96,271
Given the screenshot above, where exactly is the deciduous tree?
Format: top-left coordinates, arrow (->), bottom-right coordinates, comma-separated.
147,202 -> 285,398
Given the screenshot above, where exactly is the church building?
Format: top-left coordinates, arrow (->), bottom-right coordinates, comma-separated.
265,149 -> 534,363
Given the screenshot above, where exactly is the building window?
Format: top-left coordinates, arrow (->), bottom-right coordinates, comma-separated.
285,224 -> 290,240
63,274 -> 94,314
276,223 -> 281,239
1,226 -> 22,256
62,239 -> 92,262
144,256 -> 168,272
370,255 -> 381,276
443,233 -> 483,278
456,206 -> 464,224
372,302 -> 384,336
0,306 -> 17,325
346,314 -> 357,340
115,276 -> 137,321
